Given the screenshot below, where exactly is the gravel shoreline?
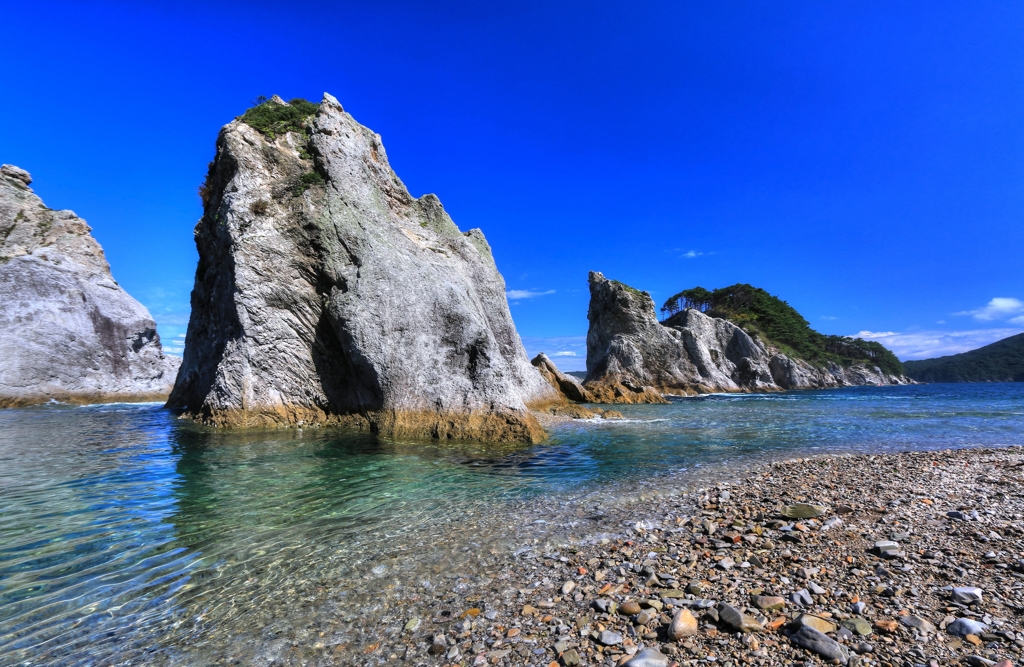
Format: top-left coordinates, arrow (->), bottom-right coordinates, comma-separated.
323,445 -> 1024,667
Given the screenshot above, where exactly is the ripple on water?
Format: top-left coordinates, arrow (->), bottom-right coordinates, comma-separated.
0,383 -> 1022,664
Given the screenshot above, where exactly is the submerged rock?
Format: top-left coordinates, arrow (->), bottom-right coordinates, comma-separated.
167,95 -> 556,440
583,272 -> 909,401
0,165 -> 180,406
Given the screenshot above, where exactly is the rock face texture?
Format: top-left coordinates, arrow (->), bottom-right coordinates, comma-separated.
167,94 -> 557,441
0,165 -> 180,407
584,272 -> 909,402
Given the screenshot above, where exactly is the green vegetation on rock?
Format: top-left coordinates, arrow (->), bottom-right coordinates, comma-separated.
239,97 -> 320,139
662,283 -> 904,376
903,332 -> 1024,382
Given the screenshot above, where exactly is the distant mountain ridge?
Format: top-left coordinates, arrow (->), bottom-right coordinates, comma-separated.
903,332 -> 1024,382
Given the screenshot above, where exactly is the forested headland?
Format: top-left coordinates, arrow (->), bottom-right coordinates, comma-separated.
661,284 -> 905,377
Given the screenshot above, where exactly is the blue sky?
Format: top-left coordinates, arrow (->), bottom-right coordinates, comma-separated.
3,1 -> 1023,371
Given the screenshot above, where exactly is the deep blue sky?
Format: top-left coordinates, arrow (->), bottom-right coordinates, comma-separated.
3,1 -> 1023,370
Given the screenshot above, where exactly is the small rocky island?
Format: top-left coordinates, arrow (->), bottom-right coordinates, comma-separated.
167,95 -> 559,441
0,164 -> 180,406
583,272 -> 909,402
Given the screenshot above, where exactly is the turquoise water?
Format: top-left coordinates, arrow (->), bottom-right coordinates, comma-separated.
1,383 -> 1022,665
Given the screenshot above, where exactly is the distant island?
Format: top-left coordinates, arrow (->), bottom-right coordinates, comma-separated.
904,332 -> 1024,382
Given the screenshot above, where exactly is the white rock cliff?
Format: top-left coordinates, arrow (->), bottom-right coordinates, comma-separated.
0,164 -> 180,406
584,272 -> 909,402
167,94 -> 557,441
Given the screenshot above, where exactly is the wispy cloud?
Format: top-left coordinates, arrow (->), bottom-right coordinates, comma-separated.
520,335 -> 586,371
954,297 -> 1024,321
506,289 -> 555,300
855,328 -> 1024,360
820,315 -> 838,321
682,250 -> 703,259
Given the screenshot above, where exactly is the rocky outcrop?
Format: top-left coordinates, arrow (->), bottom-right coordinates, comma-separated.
0,165 -> 180,406
531,353 -> 593,403
167,94 -> 557,441
584,272 -> 909,402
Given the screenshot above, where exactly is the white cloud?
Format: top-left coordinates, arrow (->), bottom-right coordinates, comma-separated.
520,335 -> 587,371
820,315 -> 838,321
506,289 -> 555,300
854,328 -> 1024,360
954,297 -> 1024,321
682,250 -> 703,259
1011,315 -> 1024,325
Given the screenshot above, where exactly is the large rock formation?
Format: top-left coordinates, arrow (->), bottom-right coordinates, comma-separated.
0,165 -> 180,406
584,272 -> 909,401
167,94 -> 557,441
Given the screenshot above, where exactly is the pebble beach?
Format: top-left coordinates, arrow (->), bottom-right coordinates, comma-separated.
325,445 -> 1024,667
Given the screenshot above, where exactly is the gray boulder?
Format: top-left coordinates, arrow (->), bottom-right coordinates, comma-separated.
167,94 -> 556,440
0,165 -> 180,406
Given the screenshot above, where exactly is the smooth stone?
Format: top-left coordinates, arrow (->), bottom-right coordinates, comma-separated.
782,503 -> 827,519
789,625 -> 849,665
899,615 -> 936,634
717,602 -> 763,633
717,557 -> 735,571
841,618 -> 873,636
598,630 -> 623,646
623,648 -> 671,667
791,589 -> 814,606
851,601 -> 867,615
852,643 -> 874,655
668,608 -> 699,640
795,614 -> 837,634
562,581 -> 576,595
807,581 -> 827,596
953,587 -> 984,604
636,609 -> 657,625
687,581 -> 705,596
562,649 -> 581,666
404,617 -> 420,632
751,595 -> 786,612
874,540 -> 900,557
619,600 -> 642,615
947,618 -> 988,637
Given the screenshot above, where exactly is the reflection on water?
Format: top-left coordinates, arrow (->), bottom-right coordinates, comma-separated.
0,383 -> 1022,665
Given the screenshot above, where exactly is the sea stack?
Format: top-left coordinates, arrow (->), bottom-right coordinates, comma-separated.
584,271 -> 908,401
0,165 -> 180,406
167,94 -> 557,441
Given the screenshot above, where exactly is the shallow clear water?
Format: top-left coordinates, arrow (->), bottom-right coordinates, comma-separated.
1,383 -> 1022,665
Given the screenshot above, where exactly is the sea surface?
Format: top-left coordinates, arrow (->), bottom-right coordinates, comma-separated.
1,383 -> 1022,665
